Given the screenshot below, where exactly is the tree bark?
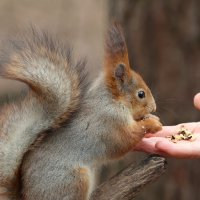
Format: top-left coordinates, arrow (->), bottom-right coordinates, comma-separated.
90,155 -> 166,200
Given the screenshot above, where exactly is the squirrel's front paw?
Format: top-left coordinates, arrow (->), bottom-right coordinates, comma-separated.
139,115 -> 162,134
142,114 -> 160,121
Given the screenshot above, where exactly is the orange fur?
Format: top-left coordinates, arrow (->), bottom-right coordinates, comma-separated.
74,168 -> 90,200
104,52 -> 132,100
108,117 -> 162,159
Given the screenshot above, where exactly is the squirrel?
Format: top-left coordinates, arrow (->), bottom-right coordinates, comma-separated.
0,23 -> 162,200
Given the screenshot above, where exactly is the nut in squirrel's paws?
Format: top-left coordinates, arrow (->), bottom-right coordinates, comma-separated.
140,114 -> 162,134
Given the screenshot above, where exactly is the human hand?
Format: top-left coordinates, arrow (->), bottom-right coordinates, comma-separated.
135,93 -> 200,159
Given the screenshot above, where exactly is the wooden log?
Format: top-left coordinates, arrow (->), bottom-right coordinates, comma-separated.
90,155 -> 167,200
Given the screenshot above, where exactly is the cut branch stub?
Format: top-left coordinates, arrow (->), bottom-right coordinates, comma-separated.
90,155 -> 167,200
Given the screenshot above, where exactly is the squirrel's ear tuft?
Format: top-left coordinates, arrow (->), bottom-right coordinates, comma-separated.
105,23 -> 129,66
105,23 -> 127,58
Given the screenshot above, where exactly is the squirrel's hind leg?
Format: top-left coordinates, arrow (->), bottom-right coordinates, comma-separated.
22,166 -> 91,200
64,167 -> 90,200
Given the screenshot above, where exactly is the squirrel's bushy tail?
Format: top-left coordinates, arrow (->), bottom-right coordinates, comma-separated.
0,29 -> 87,198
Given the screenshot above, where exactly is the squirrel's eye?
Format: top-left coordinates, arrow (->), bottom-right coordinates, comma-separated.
138,91 -> 145,99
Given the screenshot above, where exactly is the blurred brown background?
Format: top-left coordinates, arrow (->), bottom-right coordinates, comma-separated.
0,0 -> 200,200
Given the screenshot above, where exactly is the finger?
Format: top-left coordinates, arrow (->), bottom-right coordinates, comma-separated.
194,93 -> 200,110
155,140 -> 200,159
145,122 -> 200,138
135,137 -> 164,154
145,126 -> 177,137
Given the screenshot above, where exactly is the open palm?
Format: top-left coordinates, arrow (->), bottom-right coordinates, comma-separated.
136,93 -> 200,159
136,122 -> 200,158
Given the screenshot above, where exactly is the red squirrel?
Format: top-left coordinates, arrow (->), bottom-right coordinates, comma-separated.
0,23 -> 162,199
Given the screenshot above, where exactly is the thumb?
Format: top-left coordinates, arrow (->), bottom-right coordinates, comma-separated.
194,93 -> 200,110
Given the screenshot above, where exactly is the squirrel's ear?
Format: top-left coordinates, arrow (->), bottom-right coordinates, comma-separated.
104,24 -> 133,98
104,23 -> 132,83
114,63 -> 126,82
